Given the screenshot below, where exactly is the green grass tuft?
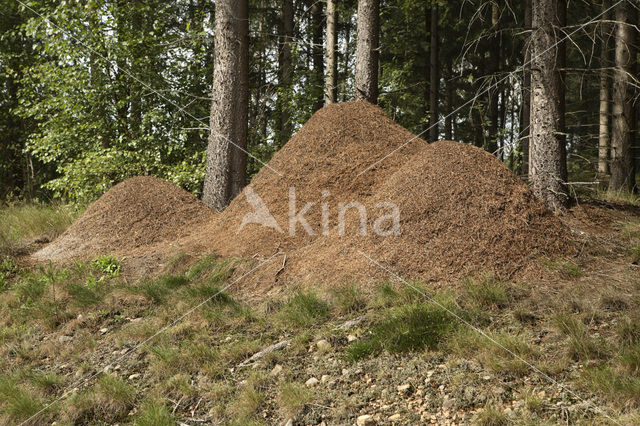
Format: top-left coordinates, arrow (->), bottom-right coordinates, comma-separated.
348,301 -> 456,361
463,274 -> 511,308
278,290 -> 330,327
134,399 -> 175,426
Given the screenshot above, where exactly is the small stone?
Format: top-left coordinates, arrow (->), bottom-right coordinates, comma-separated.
270,364 -> 283,377
356,414 -> 375,426
443,398 -> 455,410
388,413 -> 401,422
128,373 -> 141,380
58,335 -> 73,343
316,339 -> 331,351
482,375 -> 491,381
321,374 -> 330,384
342,368 -> 349,376
100,328 -> 108,334
347,334 -> 358,342
397,384 -> 412,394
305,377 -> 319,387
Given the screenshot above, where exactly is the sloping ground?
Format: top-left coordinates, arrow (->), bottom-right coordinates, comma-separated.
35,101 -> 573,285
33,176 -> 216,261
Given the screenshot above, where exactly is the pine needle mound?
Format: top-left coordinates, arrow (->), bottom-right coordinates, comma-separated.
200,101 -> 572,284
33,176 -> 215,261
35,101 -> 573,286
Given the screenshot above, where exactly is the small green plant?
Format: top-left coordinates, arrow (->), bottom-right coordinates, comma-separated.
582,365 -> 640,406
91,254 -> 121,277
542,258 -> 582,278
0,257 -> 16,292
347,301 -> 456,361
278,382 -> 312,418
278,290 -> 330,327
617,314 -> 640,346
620,344 -> 640,374
30,372 -> 64,392
134,399 -> 175,426
463,274 -> 510,308
331,282 -> 367,314
552,313 -> 606,360
95,374 -> 135,419
475,403 -> 510,426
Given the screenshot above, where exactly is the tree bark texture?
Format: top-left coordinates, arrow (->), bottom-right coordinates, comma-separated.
529,0 -> 569,211
354,0 -> 380,103
202,0 -> 249,210
325,0 -> 338,104
608,0 -> 637,193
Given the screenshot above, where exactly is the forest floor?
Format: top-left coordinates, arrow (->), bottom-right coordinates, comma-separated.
1,195 -> 640,425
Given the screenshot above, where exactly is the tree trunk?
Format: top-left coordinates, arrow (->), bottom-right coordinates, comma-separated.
487,1 -> 500,155
312,1 -> 324,111
520,0 -> 532,177
202,0 -> 249,210
444,57 -> 453,140
325,0 -> 338,104
609,0 -> 637,193
428,1 -> 439,142
276,0 -> 294,146
341,14 -> 352,102
530,0 -> 568,211
598,0 -> 612,177
354,0 -> 380,103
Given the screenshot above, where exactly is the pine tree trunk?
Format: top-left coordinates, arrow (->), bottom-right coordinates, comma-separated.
312,1 -> 324,111
276,0 -> 294,146
202,0 -> 249,210
608,0 -> 637,193
428,1 -> 439,142
530,0 -> 568,211
487,2 -> 500,155
354,0 -> 380,103
325,0 -> 338,104
598,0 -> 612,177
444,57 -> 453,140
520,0 -> 532,177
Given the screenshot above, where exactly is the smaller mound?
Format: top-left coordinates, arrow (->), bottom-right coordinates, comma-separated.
34,176 -> 215,261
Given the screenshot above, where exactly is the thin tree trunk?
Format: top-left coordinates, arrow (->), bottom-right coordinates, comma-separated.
325,0 -> 338,104
530,0 -> 568,211
609,0 -> 638,193
354,0 -> 380,103
428,1 -> 439,142
312,1 -> 324,111
520,0 -> 532,177
445,57 -> 453,140
487,1 -> 500,154
422,4 -> 430,135
598,0 -> 612,177
342,15 -> 352,102
202,0 -> 249,210
276,0 -> 294,146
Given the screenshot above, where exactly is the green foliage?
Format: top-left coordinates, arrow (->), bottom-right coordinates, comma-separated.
463,274 -> 511,308
0,203 -> 79,254
134,399 -> 175,426
552,313 -> 607,360
91,254 -> 121,278
278,290 -> 330,327
347,301 -> 456,361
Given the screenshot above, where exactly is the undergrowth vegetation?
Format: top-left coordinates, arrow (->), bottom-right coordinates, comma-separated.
2,206 -> 640,424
